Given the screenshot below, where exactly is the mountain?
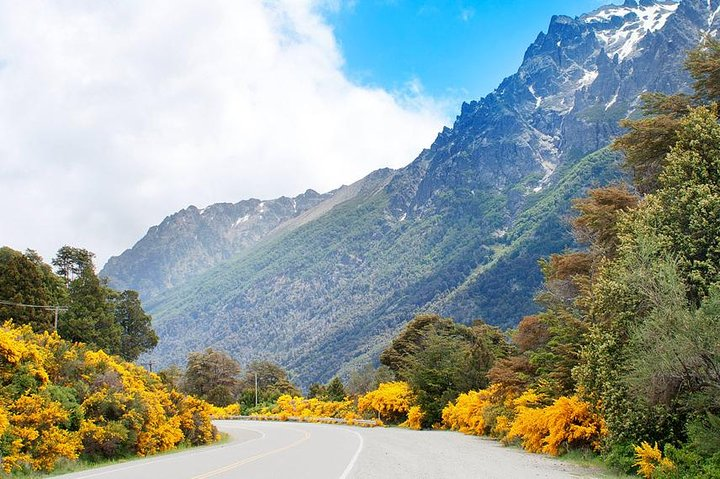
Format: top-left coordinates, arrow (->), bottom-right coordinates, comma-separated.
101,189 -> 332,299
103,0 -> 719,386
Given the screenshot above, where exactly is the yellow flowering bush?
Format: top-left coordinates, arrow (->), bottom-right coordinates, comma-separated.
507,395 -> 606,455
443,386 -> 606,457
272,395 -> 354,418
402,406 -> 424,430
358,382 -> 413,422
0,322 -> 219,473
210,403 -> 242,418
442,385 -> 504,436
3,394 -> 81,472
633,441 -> 675,478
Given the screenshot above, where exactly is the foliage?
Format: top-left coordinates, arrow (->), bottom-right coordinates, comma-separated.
441,384 -> 506,437
0,246 -> 157,361
633,442 -> 675,478
324,377 -> 347,402
443,384 -> 606,457
0,322 -> 218,473
346,364 -> 394,396
613,93 -> 690,193
357,382 -> 413,423
183,348 -> 242,406
0,248 -> 60,332
236,360 -> 300,408
112,290 -> 158,361
507,395 -> 606,456
269,394 -> 353,419
643,106 -> 720,302
401,406 -> 423,430
381,314 -> 507,427
571,184 -> 639,259
686,37 -> 720,105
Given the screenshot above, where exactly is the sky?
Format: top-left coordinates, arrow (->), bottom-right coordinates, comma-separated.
0,0 -> 611,269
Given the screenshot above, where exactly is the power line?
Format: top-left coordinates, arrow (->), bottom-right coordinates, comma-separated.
0,299 -> 67,310
0,299 -> 68,330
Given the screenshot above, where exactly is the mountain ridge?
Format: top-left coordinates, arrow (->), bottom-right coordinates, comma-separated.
104,0 -> 718,385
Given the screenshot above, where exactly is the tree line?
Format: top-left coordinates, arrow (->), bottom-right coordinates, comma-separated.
0,245 -> 157,361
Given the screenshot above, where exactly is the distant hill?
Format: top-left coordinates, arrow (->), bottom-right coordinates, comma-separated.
102,0 -> 719,386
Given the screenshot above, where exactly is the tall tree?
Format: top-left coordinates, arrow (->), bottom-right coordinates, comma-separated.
183,348 -> 242,406
61,267 -> 121,354
0,247 -> 54,331
52,246 -> 95,287
111,290 -> 158,361
324,377 -> 347,402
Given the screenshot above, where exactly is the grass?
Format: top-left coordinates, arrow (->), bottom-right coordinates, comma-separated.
558,449 -> 636,478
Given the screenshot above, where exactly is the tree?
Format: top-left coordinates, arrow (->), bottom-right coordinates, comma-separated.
643,106 -> 720,302
571,185 -> 640,259
325,377 -> 346,402
183,349 -> 241,406
380,314 -> 457,377
613,93 -> 691,193
237,360 -> 299,407
686,36 -> 720,104
52,246 -> 95,287
60,267 -> 121,354
111,290 -> 158,361
307,383 -> 326,399
346,364 -> 394,396
0,247 -> 54,331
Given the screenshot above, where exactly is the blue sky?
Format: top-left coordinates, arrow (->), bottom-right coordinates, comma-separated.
325,0 -> 606,100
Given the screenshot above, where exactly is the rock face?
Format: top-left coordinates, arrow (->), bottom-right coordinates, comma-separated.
103,0 -> 719,386
101,190 -> 330,299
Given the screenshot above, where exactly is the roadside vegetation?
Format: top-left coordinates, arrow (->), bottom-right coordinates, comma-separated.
0,249 -> 223,475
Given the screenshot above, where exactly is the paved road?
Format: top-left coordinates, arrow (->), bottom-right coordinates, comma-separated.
55,420 -> 604,479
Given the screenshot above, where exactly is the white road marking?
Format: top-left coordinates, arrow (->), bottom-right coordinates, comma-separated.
338,428 -> 364,479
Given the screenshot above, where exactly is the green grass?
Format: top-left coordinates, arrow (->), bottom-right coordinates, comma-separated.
558,449 -> 636,478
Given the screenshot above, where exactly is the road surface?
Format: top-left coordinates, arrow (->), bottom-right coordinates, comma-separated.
55,420 -> 604,478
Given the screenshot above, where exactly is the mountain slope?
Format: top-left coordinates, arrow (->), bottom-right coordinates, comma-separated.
101,189 -> 332,299
106,0 -> 719,385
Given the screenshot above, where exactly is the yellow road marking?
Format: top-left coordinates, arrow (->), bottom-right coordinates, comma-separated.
191,429 -> 311,479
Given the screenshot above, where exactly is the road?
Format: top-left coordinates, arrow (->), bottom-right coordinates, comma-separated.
55,420 -> 604,479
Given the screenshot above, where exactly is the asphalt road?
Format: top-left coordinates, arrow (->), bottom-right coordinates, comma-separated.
54,420 -> 604,479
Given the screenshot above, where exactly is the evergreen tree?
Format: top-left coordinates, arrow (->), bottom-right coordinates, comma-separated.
0,247 -> 54,331
112,290 -> 158,361
325,377 -> 346,401
52,246 -> 95,287
61,267 -> 121,354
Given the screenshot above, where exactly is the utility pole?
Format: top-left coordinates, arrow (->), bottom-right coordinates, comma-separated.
0,300 -> 67,331
255,372 -> 258,407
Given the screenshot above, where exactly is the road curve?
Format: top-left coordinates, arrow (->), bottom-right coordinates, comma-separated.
54,420 -> 603,479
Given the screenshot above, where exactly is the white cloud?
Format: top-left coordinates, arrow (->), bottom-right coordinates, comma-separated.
0,0 -> 449,268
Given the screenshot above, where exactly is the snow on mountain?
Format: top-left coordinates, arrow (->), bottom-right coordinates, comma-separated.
583,1 -> 679,61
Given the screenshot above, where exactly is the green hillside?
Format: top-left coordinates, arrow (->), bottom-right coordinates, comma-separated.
147,147 -> 624,385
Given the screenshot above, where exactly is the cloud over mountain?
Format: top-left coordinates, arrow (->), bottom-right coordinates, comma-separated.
0,0 -> 447,265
